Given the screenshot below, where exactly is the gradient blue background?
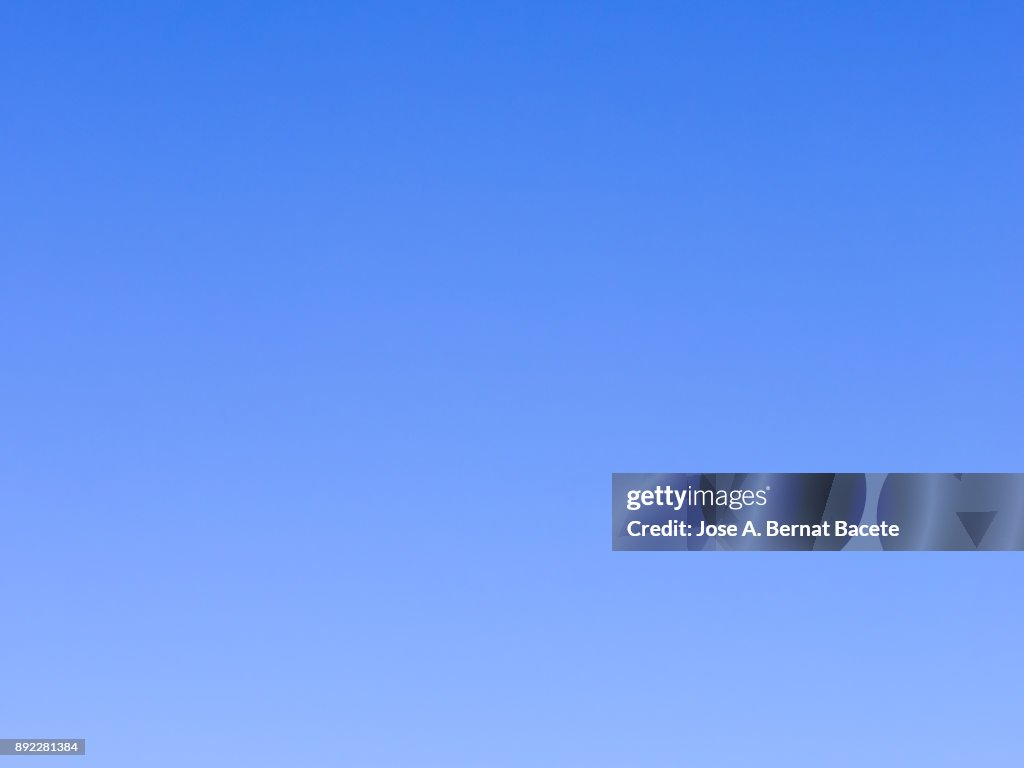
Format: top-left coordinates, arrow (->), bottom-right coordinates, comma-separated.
3,3 -> 1022,765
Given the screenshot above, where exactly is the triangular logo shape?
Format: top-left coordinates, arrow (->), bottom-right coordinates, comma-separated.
956,511 -> 996,548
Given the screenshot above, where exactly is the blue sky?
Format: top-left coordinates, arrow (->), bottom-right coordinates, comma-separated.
2,3 -> 1023,765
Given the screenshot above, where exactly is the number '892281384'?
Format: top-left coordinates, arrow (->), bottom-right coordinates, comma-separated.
0,740 -> 85,756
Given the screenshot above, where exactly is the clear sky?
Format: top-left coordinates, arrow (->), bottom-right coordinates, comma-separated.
2,2 -> 1023,766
